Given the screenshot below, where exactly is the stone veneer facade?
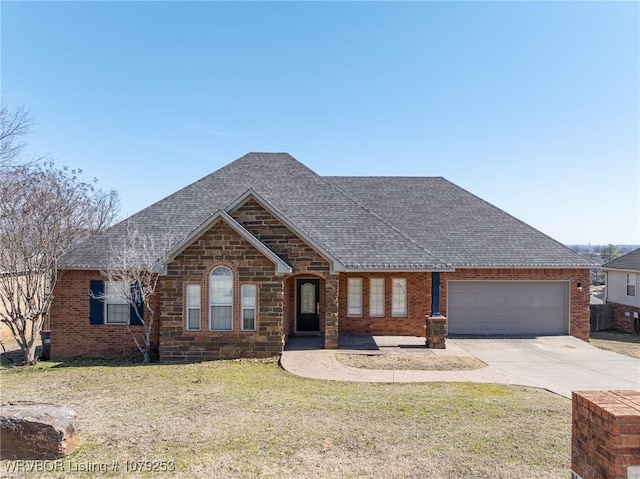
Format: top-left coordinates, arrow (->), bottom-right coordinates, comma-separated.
159,198 -> 338,362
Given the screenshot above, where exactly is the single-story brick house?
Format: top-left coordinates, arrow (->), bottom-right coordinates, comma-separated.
51,152 -> 594,361
602,248 -> 640,333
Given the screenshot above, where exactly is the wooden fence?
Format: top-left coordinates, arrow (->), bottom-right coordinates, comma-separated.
590,304 -> 611,332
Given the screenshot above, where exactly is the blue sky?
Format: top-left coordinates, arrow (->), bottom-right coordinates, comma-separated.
2,1 -> 638,246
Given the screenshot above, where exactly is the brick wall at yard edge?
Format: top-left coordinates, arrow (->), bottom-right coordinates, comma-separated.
572,390 -> 640,479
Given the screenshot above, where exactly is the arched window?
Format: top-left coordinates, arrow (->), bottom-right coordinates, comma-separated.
210,266 -> 233,331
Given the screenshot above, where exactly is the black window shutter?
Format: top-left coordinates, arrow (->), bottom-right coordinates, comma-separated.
89,280 -> 104,325
130,281 -> 144,326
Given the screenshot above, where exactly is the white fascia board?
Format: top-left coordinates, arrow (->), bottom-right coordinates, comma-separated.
602,267 -> 640,274
225,188 -> 346,273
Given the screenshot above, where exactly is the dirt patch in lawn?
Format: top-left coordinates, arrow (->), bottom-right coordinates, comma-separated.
590,330 -> 640,359
336,353 -> 486,370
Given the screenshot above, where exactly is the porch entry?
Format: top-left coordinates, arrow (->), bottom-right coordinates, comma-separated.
296,278 -> 320,332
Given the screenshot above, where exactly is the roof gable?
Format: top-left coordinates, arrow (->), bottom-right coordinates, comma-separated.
225,189 -> 346,272
166,210 -> 292,274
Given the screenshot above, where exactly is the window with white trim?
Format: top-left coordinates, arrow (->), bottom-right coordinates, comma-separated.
627,273 -> 636,297
210,266 -> 233,331
370,278 -> 385,317
347,278 -> 363,316
391,278 -> 407,317
186,284 -> 201,331
241,285 -> 257,331
105,281 -> 129,324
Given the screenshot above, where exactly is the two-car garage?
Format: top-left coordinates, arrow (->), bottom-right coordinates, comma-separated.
447,281 -> 570,336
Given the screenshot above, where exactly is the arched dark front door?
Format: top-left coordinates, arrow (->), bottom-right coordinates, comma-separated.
296,278 -> 320,332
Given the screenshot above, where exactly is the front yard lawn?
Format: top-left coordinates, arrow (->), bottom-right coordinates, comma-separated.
1,359 -> 571,478
590,330 -> 640,359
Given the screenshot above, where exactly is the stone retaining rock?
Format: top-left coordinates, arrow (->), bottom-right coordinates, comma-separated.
0,402 -> 77,460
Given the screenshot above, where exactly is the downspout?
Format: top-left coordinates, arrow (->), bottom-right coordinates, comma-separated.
431,272 -> 442,317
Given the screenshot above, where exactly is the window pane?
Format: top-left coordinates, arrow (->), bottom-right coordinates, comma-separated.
392,278 -> 407,317
242,285 -> 256,307
370,278 -> 385,317
211,277 -> 233,305
106,303 -> 129,324
348,278 -> 363,316
300,282 -> 316,314
188,309 -> 201,330
212,266 -> 232,277
242,309 -> 255,331
241,285 -> 256,331
210,305 -> 232,330
105,281 -> 128,304
187,284 -> 201,308
627,275 -> 636,297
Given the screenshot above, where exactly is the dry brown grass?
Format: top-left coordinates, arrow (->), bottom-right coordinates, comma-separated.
590,330 -> 640,359
336,353 -> 486,370
0,358 -> 572,478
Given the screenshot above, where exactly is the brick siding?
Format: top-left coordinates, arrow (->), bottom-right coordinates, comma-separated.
49,270 -> 160,359
339,273 -> 431,336
443,268 -> 591,340
610,303 -> 640,333
572,390 -> 640,479
339,268 -> 590,340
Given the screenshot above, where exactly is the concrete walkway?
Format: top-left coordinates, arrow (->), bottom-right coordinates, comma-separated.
280,335 -> 640,398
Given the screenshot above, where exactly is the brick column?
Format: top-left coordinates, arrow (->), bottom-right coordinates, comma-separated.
324,275 -> 339,349
572,390 -> 640,479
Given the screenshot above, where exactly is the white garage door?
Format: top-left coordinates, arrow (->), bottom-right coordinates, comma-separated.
447,281 -> 569,335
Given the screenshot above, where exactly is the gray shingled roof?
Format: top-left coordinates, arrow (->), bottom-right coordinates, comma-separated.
326,176 -> 594,268
63,152 -> 594,271
602,248 -> 640,271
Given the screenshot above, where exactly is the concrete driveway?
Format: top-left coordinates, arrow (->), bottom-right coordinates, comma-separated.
449,336 -> 639,398
280,335 -> 640,399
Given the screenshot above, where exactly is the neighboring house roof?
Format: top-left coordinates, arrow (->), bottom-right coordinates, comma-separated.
62,152 -> 594,271
602,248 -> 640,272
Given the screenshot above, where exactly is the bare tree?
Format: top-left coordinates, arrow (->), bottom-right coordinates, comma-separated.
0,106 -> 33,168
96,221 -> 176,364
0,163 -> 119,365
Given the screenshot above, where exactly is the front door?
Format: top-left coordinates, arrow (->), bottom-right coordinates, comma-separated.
296,278 -> 320,332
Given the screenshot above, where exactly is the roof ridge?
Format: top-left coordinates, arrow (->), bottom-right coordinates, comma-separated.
322,177 -> 449,267
266,158 -> 445,265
